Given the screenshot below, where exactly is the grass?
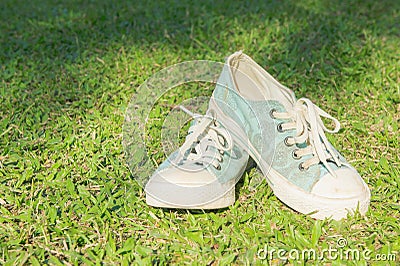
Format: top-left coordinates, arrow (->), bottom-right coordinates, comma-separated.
0,0 -> 399,264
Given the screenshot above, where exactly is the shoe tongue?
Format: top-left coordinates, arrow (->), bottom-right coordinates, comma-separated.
226,52 -> 296,111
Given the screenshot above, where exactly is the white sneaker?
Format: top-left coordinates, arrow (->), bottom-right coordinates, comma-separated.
209,51 -> 370,220
145,106 -> 249,209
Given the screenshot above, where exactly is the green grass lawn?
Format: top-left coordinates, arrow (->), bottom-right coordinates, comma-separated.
1,0 -> 399,264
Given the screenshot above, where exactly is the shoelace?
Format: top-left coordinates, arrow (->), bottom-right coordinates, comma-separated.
175,106 -> 233,170
271,98 -> 341,177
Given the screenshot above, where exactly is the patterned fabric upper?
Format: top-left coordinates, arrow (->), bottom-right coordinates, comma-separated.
155,116 -> 249,184
212,64 -> 351,192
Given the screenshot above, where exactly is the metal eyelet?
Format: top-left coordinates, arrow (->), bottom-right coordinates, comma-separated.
292,149 -> 301,160
284,136 -> 294,147
277,122 -> 284,133
215,165 -> 222,171
298,163 -> 308,171
269,108 -> 277,119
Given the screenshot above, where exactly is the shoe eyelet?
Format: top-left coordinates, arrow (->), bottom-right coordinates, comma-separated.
269,108 -> 277,119
277,122 -> 284,133
298,163 -> 308,171
284,136 -> 294,147
292,149 -> 301,160
215,165 -> 222,171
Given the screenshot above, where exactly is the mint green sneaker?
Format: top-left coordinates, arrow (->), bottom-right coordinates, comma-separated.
210,51 -> 370,220
145,106 -> 249,209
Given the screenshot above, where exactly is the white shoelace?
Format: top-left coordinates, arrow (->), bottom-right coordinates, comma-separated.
271,98 -> 342,177
175,106 -> 233,169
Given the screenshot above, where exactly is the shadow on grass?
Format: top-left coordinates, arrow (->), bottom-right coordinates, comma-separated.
1,0 -> 398,98
0,0 -> 398,146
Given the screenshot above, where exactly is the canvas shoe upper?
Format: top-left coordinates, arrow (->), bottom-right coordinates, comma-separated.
145,106 -> 249,209
209,51 -> 370,220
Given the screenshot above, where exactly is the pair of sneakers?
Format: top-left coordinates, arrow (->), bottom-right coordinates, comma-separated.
145,52 -> 370,220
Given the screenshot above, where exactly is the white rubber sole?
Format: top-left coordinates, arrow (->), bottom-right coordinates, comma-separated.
145,177 -> 237,209
210,98 -> 370,220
